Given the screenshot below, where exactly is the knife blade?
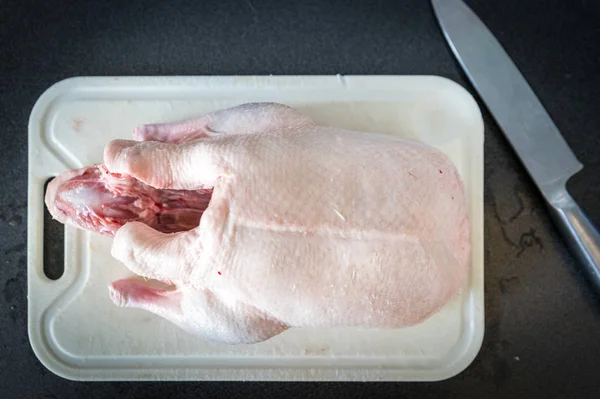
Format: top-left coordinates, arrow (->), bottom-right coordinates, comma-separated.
431,0 -> 600,292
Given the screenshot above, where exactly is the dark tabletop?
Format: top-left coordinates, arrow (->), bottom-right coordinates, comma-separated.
1,0 -> 600,397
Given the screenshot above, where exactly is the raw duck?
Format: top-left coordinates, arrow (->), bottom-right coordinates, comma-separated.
45,102 -> 471,344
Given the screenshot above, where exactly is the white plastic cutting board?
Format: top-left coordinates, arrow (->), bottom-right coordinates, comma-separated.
28,75 -> 484,381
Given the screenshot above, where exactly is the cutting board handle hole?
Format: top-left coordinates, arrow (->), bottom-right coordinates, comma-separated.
43,177 -> 64,280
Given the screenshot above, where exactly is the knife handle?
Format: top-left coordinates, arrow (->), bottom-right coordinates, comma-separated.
547,189 -> 600,292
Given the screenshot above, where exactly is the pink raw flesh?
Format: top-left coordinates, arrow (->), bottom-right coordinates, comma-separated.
50,165 -> 212,236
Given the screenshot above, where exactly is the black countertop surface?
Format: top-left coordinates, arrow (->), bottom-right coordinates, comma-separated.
1,0 -> 600,397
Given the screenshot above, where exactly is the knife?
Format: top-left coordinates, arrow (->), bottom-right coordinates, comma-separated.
431,0 -> 600,291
